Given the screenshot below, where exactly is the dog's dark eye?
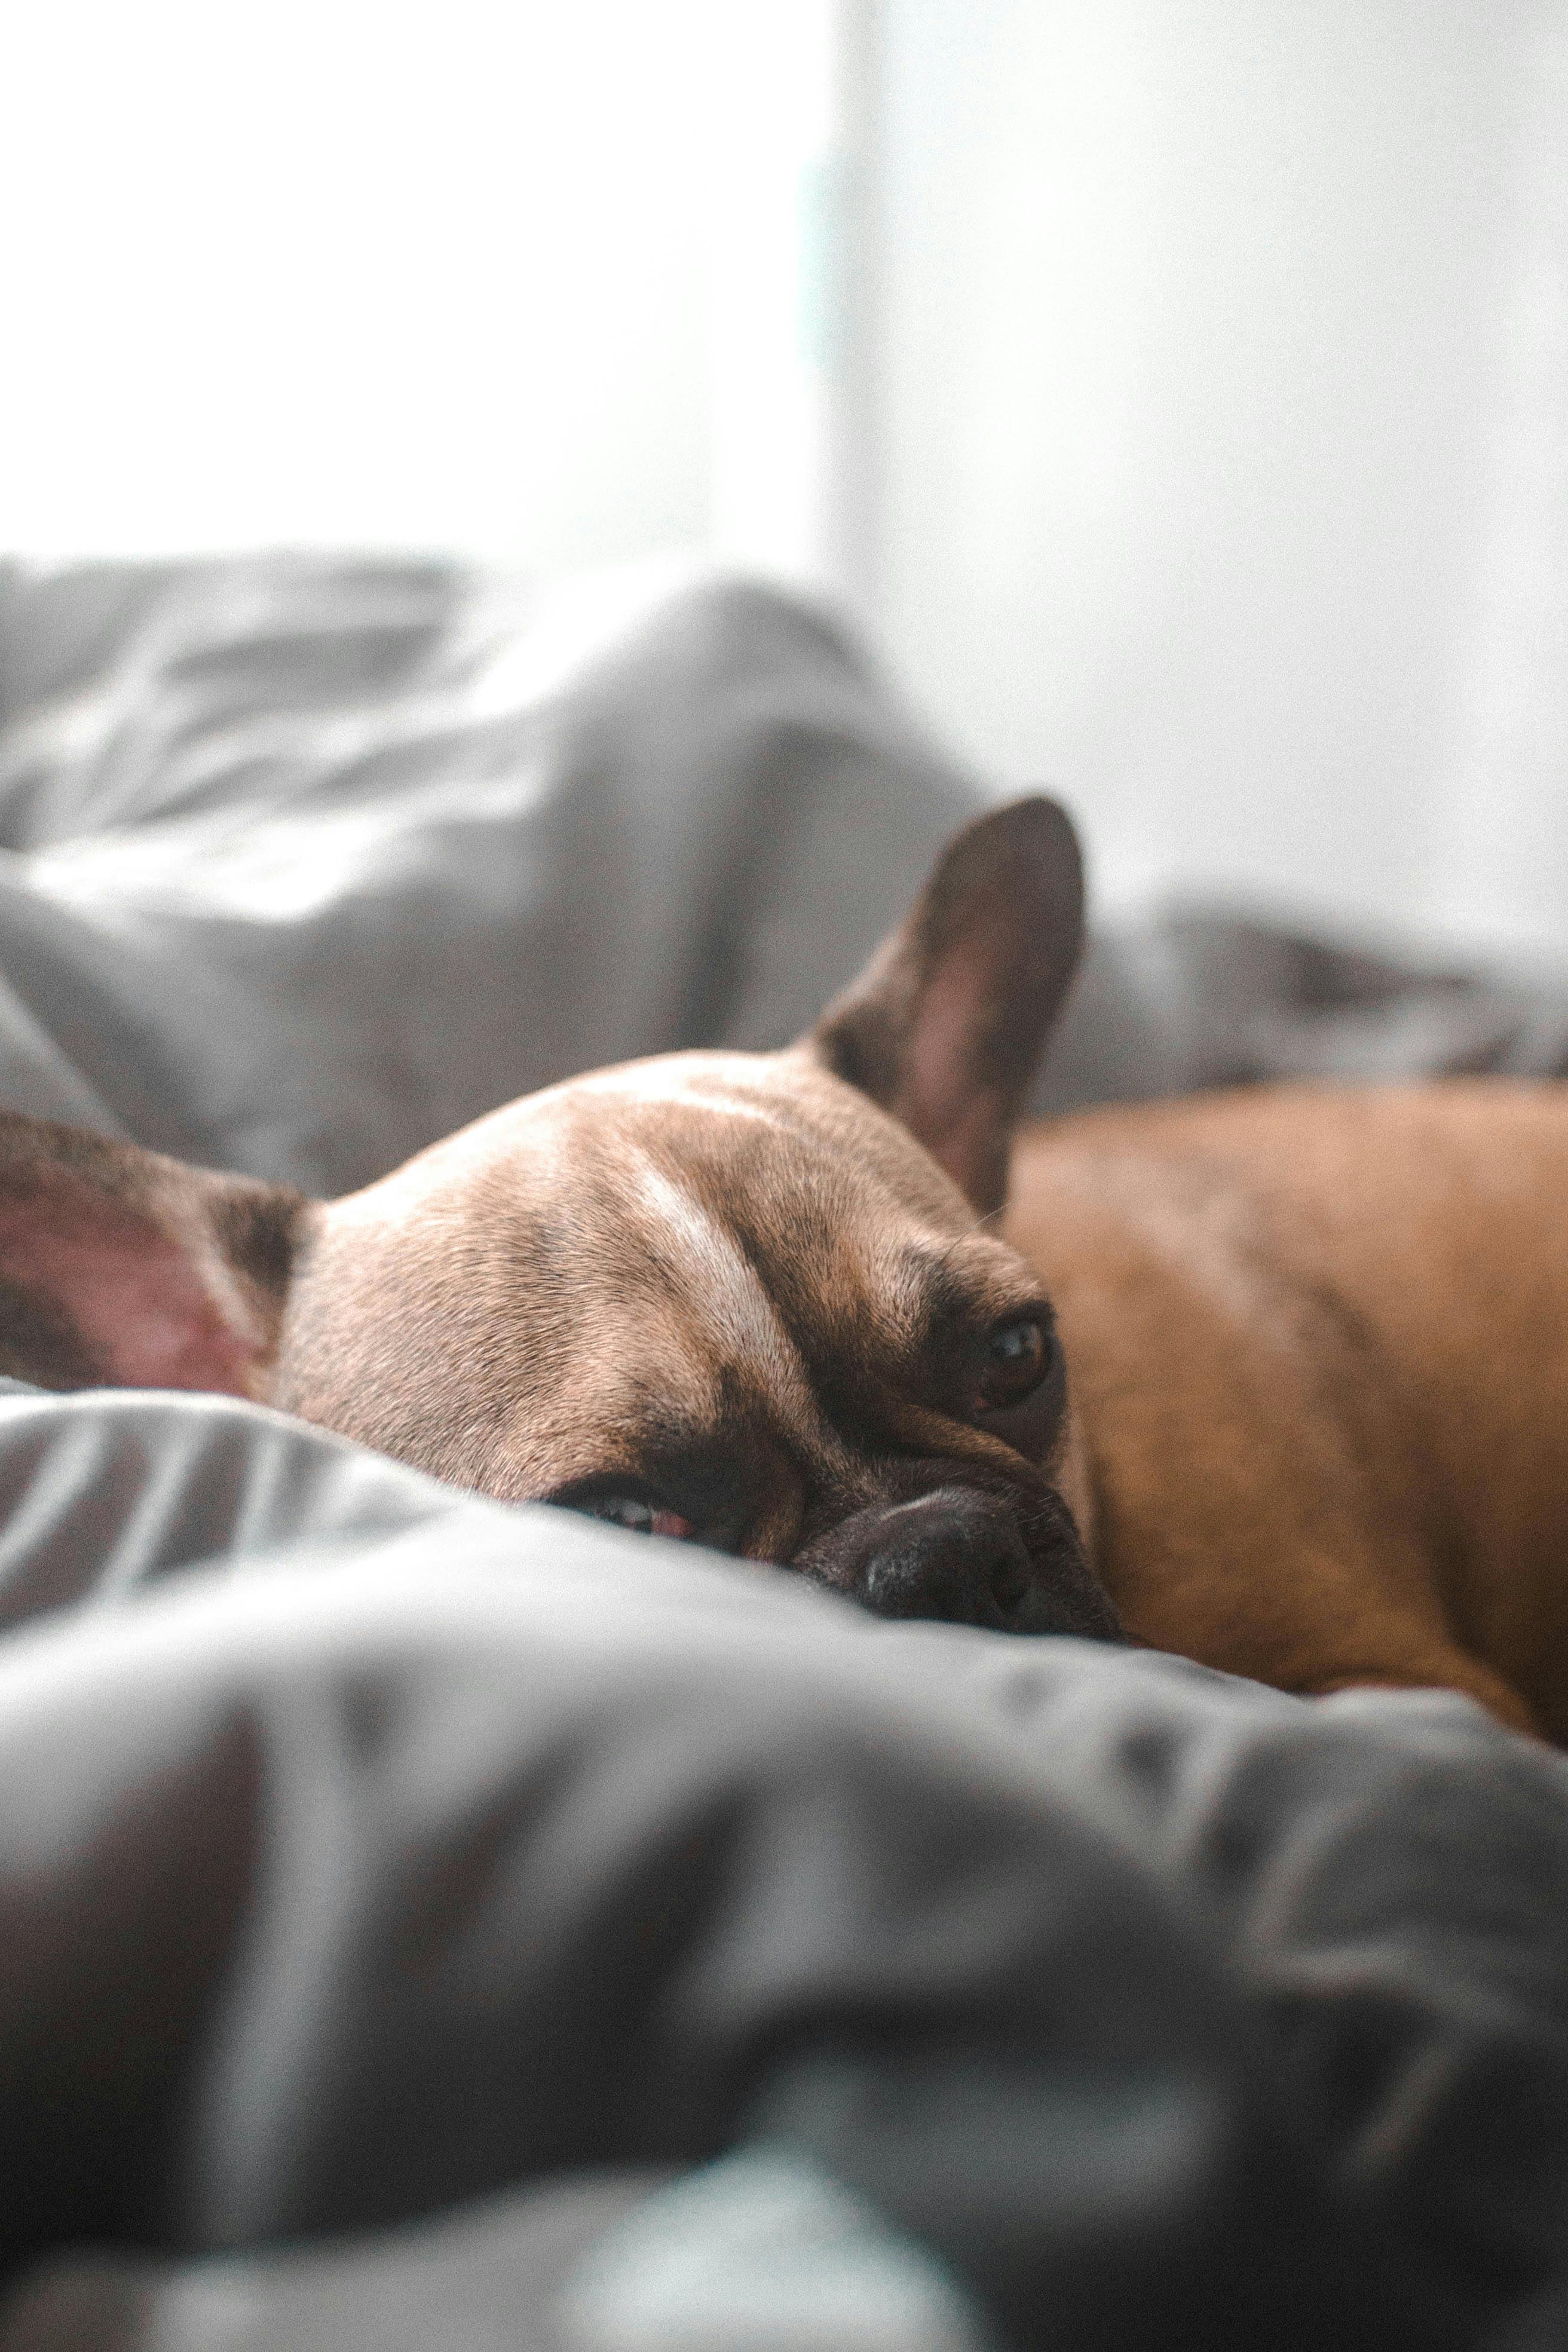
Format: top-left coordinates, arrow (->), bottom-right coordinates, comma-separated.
976,1316 -> 1051,1410
578,1492 -> 695,1541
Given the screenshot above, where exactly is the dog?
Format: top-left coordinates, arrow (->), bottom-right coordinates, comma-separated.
0,797 -> 1561,1740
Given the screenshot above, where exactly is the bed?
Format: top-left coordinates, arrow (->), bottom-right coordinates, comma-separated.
1,554 -> 1566,2352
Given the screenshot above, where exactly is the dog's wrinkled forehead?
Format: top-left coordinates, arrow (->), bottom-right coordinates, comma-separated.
501,1051 -> 985,1358
343,1049 -> 1043,1493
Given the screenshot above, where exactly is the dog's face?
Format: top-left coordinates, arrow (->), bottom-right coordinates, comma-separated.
0,798 -> 1120,1639
273,1045 -> 1112,1634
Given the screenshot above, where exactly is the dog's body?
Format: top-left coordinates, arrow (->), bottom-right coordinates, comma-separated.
1,798 -> 1563,1737
1011,1083 -> 1568,1738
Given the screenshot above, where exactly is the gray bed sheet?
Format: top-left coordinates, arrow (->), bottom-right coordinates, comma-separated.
3,555 -> 1568,2350
0,1381 -> 1564,2351
2,550 -> 1564,1197
0,555 -> 988,1192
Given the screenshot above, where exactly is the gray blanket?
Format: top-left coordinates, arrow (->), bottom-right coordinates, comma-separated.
3,550 -> 1565,1194
0,555 -> 986,1191
0,1381 -> 1566,2351
3,555 -> 1568,2351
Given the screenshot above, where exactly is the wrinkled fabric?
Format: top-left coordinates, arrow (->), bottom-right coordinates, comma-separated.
0,1392 -> 1563,2347
1032,905 -> 1568,1117
4,552 -> 1567,1199
0,1380 -> 507,1630
4,558 -> 1568,2348
0,555 -> 987,1191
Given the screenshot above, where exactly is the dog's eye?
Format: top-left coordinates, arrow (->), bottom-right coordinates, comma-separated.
976,1315 -> 1051,1410
578,1492 -> 695,1541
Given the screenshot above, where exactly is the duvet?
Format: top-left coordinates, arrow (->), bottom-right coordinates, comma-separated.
0,1381 -> 1566,2350
2,555 -> 1568,2350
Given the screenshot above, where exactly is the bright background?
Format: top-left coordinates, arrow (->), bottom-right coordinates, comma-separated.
7,0 -> 1568,956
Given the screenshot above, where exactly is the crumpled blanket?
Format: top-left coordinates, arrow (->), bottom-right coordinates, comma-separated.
0,554 -> 984,1191
0,1379 -> 1564,2351
4,556 -> 1568,2352
2,550 -> 1565,1195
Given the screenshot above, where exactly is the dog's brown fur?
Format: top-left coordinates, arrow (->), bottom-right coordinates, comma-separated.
0,798 -> 1562,1738
1010,1085 -> 1566,1737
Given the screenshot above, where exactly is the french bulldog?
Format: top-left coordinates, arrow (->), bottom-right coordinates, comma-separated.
1,798 -> 1562,1739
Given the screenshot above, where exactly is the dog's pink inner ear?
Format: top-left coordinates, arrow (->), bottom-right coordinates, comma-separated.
898,941 -> 1016,1209
0,1120 -> 306,1397
810,797 -> 1085,1215
0,1191 -> 261,1393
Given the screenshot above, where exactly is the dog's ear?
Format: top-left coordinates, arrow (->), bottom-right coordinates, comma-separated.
0,1113 -> 310,1396
808,795 -> 1085,1214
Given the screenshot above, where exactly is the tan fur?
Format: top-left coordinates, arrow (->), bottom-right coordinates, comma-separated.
273,1050 -> 1568,1737
7,798 -> 1564,1734
275,1052 -> 1075,1552
1008,1080 -> 1568,1739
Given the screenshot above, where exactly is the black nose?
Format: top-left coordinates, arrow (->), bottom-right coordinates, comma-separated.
857,1489 -> 1038,1630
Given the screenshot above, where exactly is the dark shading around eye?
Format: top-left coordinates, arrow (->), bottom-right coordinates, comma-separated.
549,1474 -> 700,1544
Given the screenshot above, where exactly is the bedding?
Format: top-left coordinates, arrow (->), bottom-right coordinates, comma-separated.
1,551 -> 1564,1193
2,554 -> 1568,2348
1,1377 -> 1567,2350
0,555 -> 986,1190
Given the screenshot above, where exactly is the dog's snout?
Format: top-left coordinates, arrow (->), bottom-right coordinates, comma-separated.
856,1489 -> 1038,1631
793,1472 -> 1122,1640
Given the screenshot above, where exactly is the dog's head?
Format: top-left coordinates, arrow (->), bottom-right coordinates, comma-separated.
0,798 -> 1119,1639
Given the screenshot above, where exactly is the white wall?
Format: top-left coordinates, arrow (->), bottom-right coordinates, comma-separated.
8,0 -> 1568,957
877,0 -> 1568,954
3,0 -> 716,565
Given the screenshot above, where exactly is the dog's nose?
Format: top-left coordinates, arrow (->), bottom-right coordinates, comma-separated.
856,1489 -> 1036,1630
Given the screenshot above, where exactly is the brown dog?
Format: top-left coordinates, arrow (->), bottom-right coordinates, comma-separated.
0,798 -> 1561,1738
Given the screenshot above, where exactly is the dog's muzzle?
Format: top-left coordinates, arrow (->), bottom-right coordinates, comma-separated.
798,1478 -> 1122,1640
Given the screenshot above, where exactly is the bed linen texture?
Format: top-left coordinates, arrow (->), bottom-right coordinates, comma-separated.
3,554 -> 1568,2350
3,552 -> 1566,1196
0,1383 -> 1564,2350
